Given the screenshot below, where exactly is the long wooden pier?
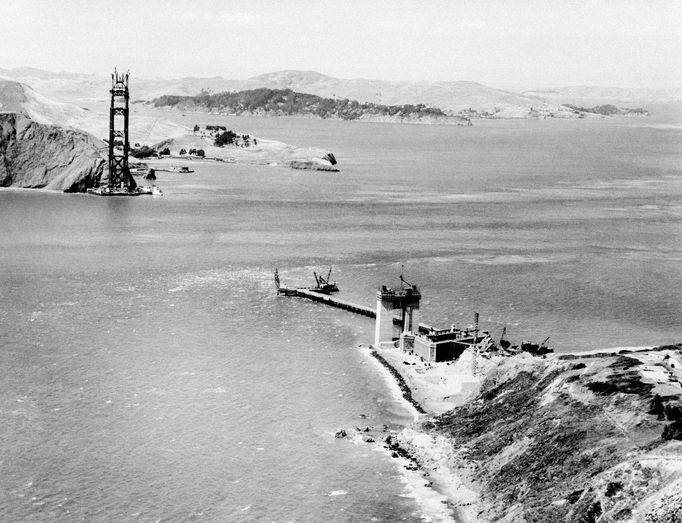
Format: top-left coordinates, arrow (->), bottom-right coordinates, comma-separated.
279,287 -> 432,330
283,288 -> 378,317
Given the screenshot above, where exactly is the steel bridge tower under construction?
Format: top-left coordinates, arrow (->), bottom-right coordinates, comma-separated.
107,69 -> 136,191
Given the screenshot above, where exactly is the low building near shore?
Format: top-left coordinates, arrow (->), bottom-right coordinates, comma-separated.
400,326 -> 492,363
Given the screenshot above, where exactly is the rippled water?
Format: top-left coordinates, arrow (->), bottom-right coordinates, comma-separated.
1,114 -> 680,521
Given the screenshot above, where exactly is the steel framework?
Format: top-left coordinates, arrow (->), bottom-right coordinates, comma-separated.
108,69 -> 136,190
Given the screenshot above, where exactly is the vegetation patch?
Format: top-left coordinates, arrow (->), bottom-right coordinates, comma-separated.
609,356 -> 642,369
585,371 -> 654,396
154,88 -> 453,121
605,481 -> 623,497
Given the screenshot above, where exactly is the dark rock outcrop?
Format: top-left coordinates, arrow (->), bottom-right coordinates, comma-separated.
0,113 -> 106,192
662,420 -> 682,441
287,159 -> 339,172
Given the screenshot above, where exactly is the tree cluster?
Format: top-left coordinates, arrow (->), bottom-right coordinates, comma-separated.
130,145 -> 156,159
154,88 -> 448,120
214,130 -> 253,148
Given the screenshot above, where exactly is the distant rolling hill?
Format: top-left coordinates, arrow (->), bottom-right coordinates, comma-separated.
523,86 -> 682,105
250,70 -> 571,118
0,67 -> 574,119
0,67 -> 669,119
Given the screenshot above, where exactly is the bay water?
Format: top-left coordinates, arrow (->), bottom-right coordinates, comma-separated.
1,111 -> 680,521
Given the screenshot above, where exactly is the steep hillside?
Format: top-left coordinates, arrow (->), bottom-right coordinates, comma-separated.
0,113 -> 105,191
394,347 -> 682,522
0,80 -> 88,128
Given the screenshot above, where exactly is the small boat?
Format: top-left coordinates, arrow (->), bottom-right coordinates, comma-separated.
136,185 -> 164,196
129,162 -> 149,176
173,166 -> 194,173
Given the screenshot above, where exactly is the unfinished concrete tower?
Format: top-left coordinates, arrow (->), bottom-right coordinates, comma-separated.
374,281 -> 421,348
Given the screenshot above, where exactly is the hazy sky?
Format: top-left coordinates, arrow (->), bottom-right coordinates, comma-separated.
2,0 -> 680,88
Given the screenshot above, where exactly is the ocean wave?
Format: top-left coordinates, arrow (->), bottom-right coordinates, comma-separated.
166,268 -> 271,293
464,254 -> 563,265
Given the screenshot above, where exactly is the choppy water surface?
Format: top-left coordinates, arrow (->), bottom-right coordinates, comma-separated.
1,114 -> 680,521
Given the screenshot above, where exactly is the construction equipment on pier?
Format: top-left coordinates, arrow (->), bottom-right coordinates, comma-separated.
275,267 -> 339,295
275,268 -> 409,321
274,267 -> 552,362
312,268 -> 339,294
499,326 -> 511,349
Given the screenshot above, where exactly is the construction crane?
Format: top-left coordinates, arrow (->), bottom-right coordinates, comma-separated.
499,326 -> 511,349
312,267 -> 339,294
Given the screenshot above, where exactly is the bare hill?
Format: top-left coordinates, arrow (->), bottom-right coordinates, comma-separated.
0,80 -> 186,143
0,67 -> 256,105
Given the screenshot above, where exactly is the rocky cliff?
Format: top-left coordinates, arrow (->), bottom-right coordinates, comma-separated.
0,113 -> 105,192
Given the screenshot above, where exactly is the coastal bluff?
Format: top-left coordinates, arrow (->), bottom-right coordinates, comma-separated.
380,345 -> 682,522
0,113 -> 105,192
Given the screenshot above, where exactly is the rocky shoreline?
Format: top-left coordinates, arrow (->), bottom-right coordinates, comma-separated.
370,350 -> 426,414
331,348 -> 484,521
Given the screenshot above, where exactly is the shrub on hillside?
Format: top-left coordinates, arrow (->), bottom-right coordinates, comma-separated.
130,145 -> 156,158
215,130 -> 237,147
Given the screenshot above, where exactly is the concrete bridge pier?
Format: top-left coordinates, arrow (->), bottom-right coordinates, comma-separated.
374,284 -> 421,348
